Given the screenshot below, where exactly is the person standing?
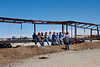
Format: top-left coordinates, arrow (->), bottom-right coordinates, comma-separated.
44,32 -> 50,46
56,33 -> 61,45
48,31 -> 55,45
63,32 -> 70,50
32,32 -> 37,46
41,32 -> 45,46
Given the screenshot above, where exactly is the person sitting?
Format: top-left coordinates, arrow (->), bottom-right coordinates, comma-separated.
59,32 -> 64,45
12,36 -> 16,39
32,32 -> 37,46
56,33 -> 61,45
52,32 -> 58,45
48,31 -> 55,45
63,32 -> 70,50
20,36 -> 22,40
62,32 -> 65,39
37,32 -> 42,46
44,32 -> 50,46
41,32 -> 45,46
24,36 -> 28,39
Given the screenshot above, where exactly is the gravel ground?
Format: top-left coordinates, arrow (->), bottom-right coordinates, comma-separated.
3,49 -> 100,67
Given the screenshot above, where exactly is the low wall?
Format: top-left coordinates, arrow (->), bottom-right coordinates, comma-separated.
11,42 -> 52,47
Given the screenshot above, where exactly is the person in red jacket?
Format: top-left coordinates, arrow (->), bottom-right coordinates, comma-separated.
37,32 -> 42,46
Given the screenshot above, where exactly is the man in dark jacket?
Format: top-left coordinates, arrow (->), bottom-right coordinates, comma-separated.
63,32 -> 70,50
32,32 -> 37,46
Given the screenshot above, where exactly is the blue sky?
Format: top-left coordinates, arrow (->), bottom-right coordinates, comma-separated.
0,0 -> 100,38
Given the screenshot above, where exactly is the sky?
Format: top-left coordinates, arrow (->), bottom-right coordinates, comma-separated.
0,0 -> 100,38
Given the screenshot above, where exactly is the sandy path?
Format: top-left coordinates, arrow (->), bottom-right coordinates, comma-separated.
3,49 -> 100,67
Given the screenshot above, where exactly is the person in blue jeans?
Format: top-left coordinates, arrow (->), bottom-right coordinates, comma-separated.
59,32 -> 64,45
63,32 -> 70,50
32,32 -> 37,46
56,33 -> 61,45
41,32 -> 45,46
37,32 -> 42,46
45,32 -> 50,46
52,32 -> 58,45
48,31 -> 55,45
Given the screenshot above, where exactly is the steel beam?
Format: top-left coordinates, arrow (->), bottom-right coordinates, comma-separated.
80,24 -> 86,27
68,24 -> 100,31
91,25 -> 96,29
0,21 -> 21,23
86,25 -> 92,28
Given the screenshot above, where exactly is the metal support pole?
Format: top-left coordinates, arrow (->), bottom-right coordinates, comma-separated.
97,25 -> 99,39
66,24 -> 68,32
62,24 -> 64,33
34,23 -> 36,32
71,26 -> 72,38
84,29 -> 85,33
75,23 -> 77,39
21,23 -> 22,30
90,29 -> 92,42
90,29 -> 92,38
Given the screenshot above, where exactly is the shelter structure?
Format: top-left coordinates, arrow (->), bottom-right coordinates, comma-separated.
0,17 -> 100,40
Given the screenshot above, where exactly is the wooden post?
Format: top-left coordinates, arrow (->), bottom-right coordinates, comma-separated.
62,24 -> 64,33
90,29 -> 92,42
97,25 -> 99,39
66,24 -> 68,32
34,23 -> 36,32
75,23 -> 77,39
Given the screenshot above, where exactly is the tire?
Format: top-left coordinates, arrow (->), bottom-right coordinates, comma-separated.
6,43 -> 12,48
0,44 -> 4,48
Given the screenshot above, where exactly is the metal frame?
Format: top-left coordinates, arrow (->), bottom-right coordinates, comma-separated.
0,17 -> 100,40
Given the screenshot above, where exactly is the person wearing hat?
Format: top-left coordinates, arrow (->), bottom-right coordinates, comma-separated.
37,32 -> 42,46
32,32 -> 37,46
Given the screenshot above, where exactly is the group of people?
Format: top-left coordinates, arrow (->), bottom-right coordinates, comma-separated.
32,31 -> 70,50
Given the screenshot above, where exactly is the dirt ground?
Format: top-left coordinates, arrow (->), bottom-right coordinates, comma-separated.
5,49 -> 100,67
0,41 -> 100,66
